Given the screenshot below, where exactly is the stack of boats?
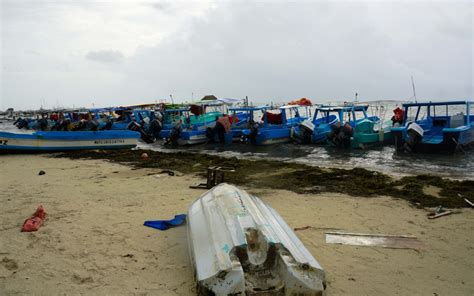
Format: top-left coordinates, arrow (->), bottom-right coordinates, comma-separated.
2,98 -> 472,153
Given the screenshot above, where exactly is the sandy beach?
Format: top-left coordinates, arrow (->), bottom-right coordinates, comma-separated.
1,154 -> 473,295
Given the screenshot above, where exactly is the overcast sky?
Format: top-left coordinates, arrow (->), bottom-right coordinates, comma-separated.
1,0 -> 472,110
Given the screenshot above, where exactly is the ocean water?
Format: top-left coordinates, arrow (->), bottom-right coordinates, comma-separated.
138,141 -> 474,180
2,101 -> 473,180
138,102 -> 473,179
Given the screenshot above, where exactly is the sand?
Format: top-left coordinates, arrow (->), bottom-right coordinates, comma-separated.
0,154 -> 473,295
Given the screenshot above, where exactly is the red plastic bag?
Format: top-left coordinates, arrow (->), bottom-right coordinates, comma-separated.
21,206 -> 46,232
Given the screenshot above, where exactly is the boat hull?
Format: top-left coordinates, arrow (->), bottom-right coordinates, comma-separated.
188,183 -> 326,296
392,127 -> 474,153
351,130 -> 393,149
0,131 -> 139,151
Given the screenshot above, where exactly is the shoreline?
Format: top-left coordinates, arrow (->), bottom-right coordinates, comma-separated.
56,149 -> 474,209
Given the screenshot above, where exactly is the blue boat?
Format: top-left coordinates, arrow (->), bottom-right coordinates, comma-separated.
241,105 -> 308,145
291,105 -> 343,144
201,107 -> 257,144
0,130 -> 140,152
391,101 -> 474,153
227,106 -> 267,141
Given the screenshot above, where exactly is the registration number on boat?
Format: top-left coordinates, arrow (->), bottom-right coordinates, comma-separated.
93,139 -> 125,145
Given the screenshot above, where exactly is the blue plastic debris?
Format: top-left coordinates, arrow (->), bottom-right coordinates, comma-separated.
144,214 -> 187,231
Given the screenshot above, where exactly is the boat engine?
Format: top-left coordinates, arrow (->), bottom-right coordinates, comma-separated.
328,122 -> 353,148
128,121 -> 155,144
247,124 -> 259,145
403,122 -> 423,152
167,126 -> 181,146
148,118 -> 162,139
295,120 -> 314,144
99,119 -> 113,130
14,118 -> 29,129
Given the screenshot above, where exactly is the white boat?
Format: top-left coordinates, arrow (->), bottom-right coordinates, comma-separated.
187,183 -> 326,295
0,130 -> 139,151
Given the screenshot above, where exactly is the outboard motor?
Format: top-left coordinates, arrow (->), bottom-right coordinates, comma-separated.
295,120 -> 315,144
14,118 -> 29,129
57,119 -> 70,131
86,119 -> 99,131
167,126 -> 181,146
128,121 -> 155,144
328,122 -> 353,148
37,117 -> 49,131
100,119 -> 113,130
403,122 -> 424,152
206,126 -> 217,143
148,118 -> 162,139
248,123 -> 259,145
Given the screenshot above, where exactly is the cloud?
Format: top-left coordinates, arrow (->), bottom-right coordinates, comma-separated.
1,0 -> 472,110
86,50 -> 124,63
122,0 -> 472,103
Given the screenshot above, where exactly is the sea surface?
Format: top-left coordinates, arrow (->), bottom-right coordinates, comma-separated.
138,141 -> 474,180
1,101 -> 473,180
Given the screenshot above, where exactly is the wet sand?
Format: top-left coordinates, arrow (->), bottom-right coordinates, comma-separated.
59,150 -> 474,208
0,154 -> 473,295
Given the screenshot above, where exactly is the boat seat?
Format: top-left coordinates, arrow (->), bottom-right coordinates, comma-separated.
450,113 -> 465,128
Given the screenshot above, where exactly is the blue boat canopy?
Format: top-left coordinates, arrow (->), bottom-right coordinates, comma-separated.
402,101 -> 473,107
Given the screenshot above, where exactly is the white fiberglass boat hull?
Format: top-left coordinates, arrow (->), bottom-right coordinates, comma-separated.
187,183 -> 326,295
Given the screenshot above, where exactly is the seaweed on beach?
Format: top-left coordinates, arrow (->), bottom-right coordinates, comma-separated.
55,149 -> 474,208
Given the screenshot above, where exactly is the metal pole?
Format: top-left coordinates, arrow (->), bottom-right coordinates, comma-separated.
411,76 -> 417,102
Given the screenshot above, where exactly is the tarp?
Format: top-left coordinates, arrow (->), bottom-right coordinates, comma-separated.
144,214 -> 187,231
288,98 -> 312,106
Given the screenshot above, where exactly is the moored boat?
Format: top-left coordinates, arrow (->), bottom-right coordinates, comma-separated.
292,104 -> 392,149
0,130 -> 140,151
187,183 -> 326,295
391,100 -> 474,153
241,105 -> 308,145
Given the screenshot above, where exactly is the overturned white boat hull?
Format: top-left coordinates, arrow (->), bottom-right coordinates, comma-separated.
187,183 -> 326,295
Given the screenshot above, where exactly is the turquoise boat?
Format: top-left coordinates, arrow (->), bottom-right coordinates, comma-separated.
292,104 -> 392,149
161,101 -> 225,145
